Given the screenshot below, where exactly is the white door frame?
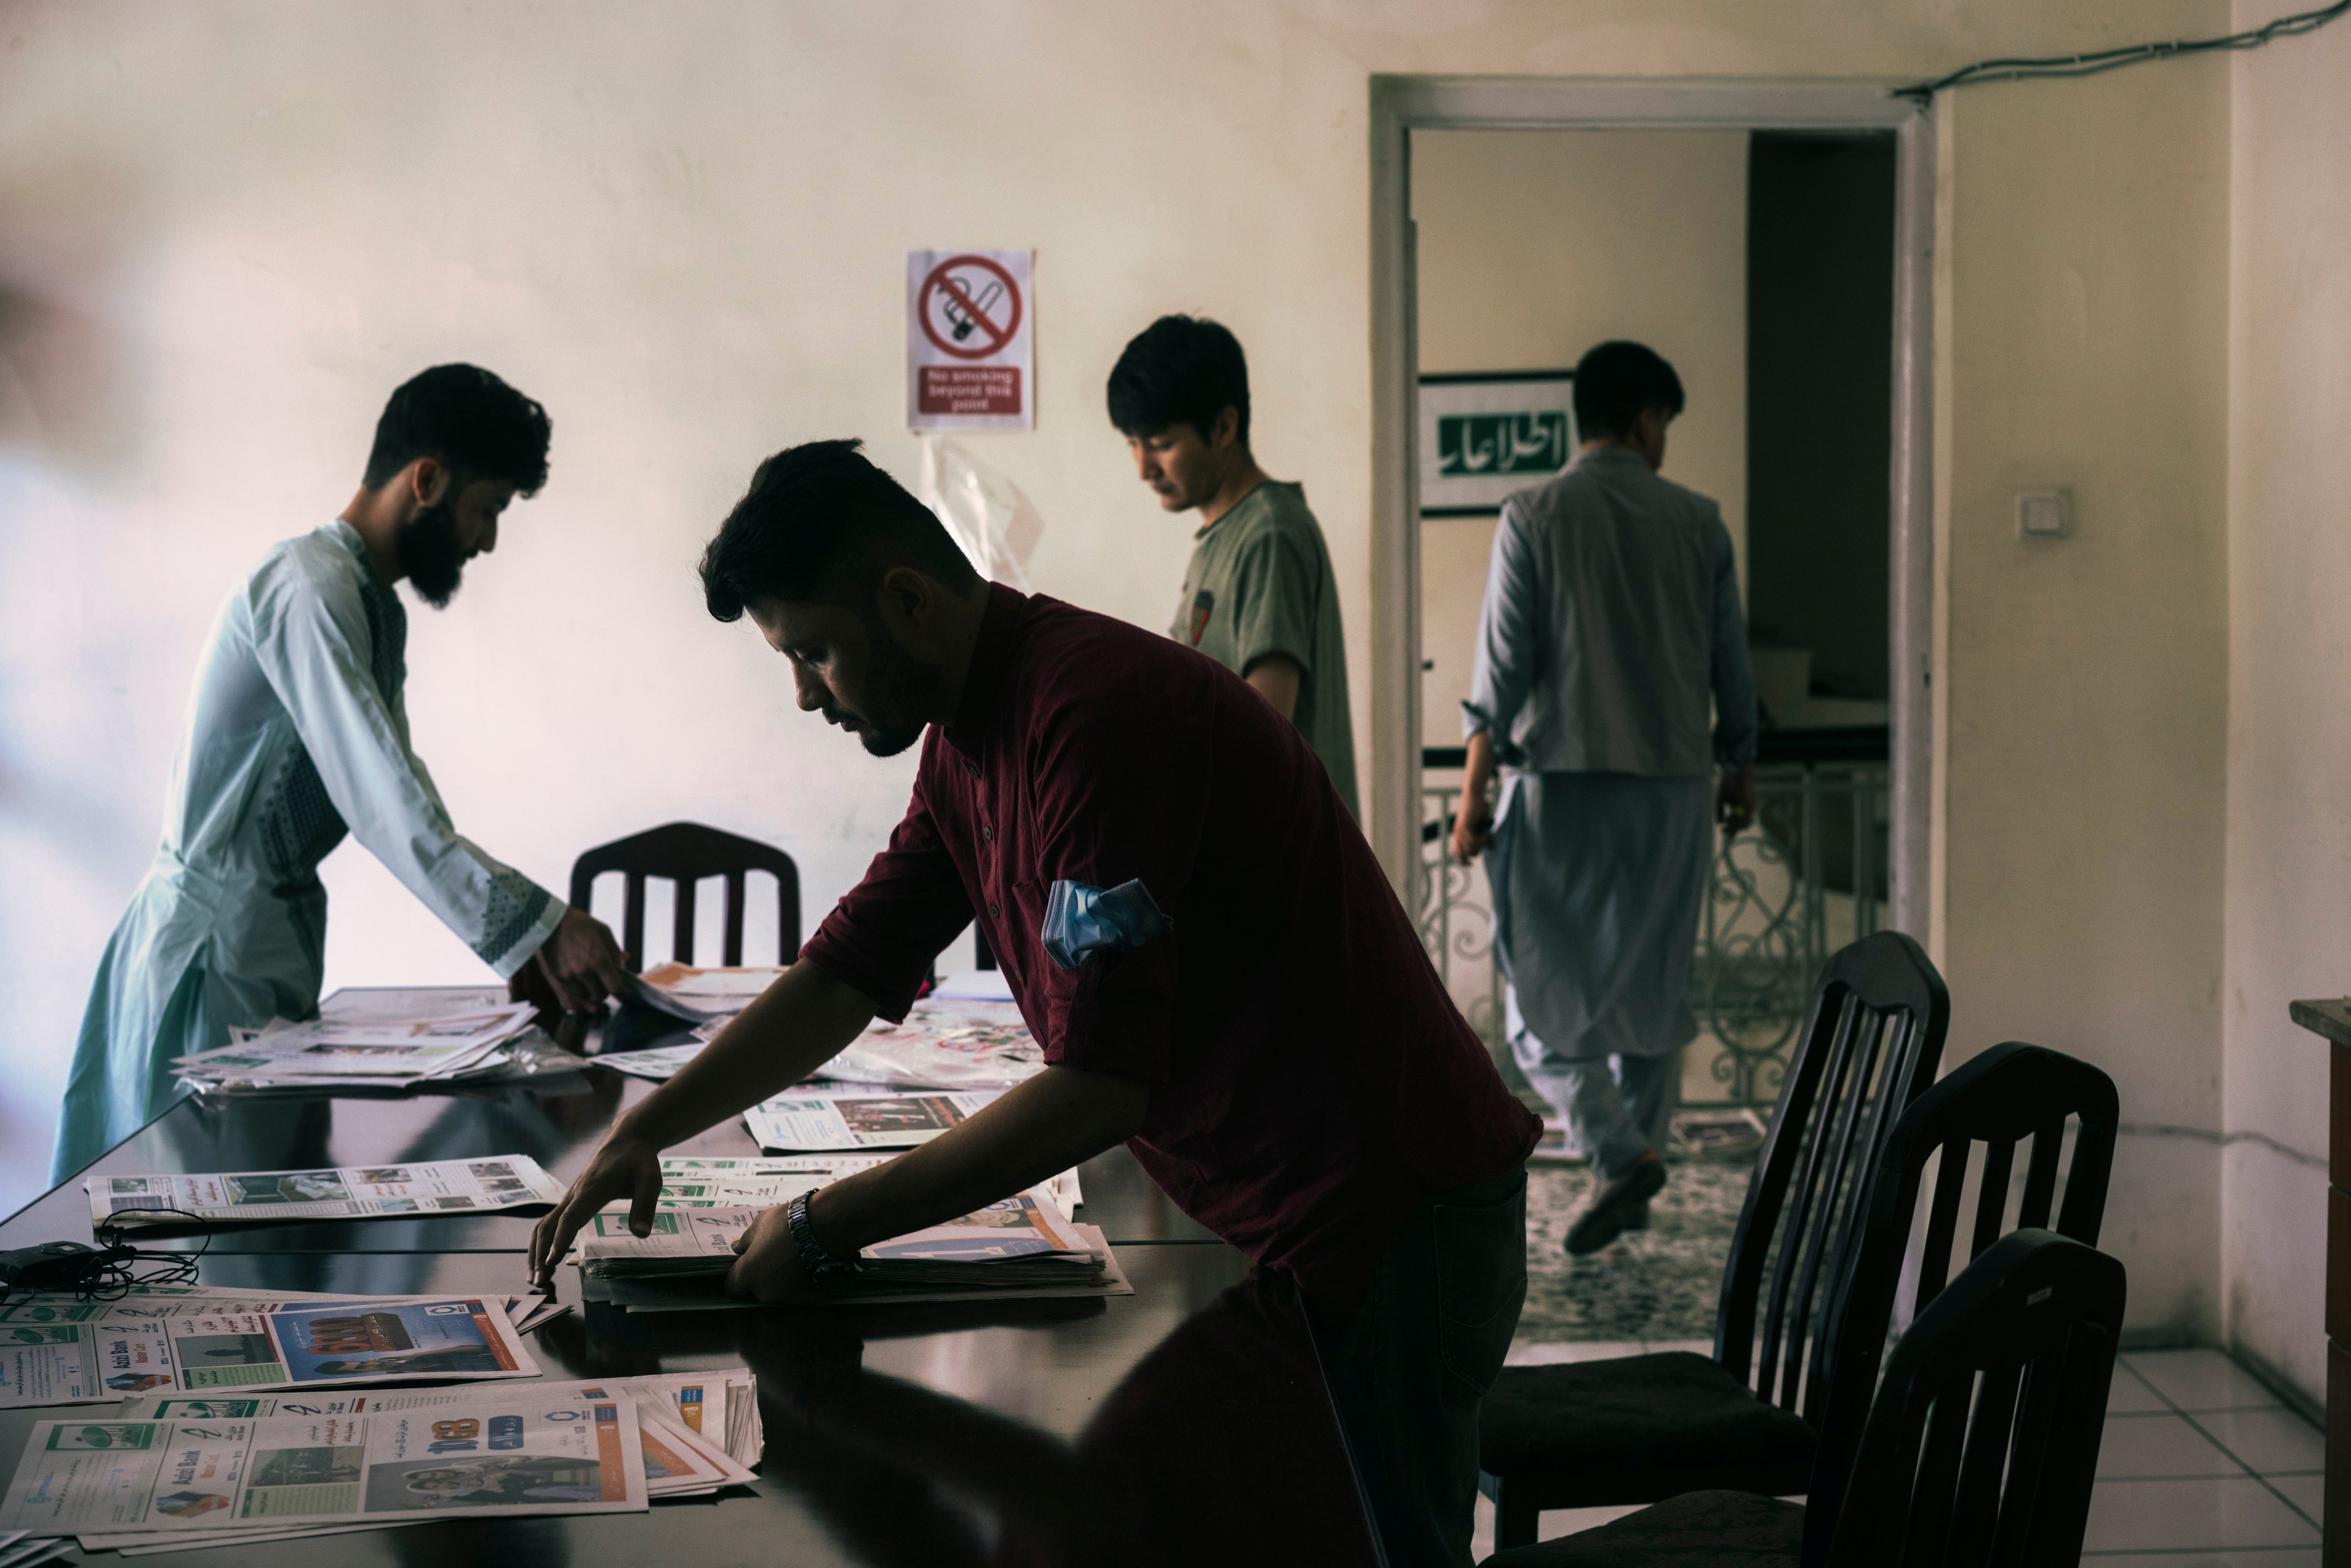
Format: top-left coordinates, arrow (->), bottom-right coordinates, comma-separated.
1367,75 -> 1935,942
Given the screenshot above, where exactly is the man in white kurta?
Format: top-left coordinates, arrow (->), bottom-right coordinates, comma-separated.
55,364 -> 624,1179
1454,340 -> 1758,1255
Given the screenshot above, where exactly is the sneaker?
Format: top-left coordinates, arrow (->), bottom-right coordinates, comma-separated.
1623,1198 -> 1651,1231
1566,1160 -> 1667,1256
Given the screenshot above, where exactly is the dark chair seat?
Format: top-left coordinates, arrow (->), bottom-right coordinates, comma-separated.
1482,1489 -> 1803,1568
1481,1354 -> 1815,1504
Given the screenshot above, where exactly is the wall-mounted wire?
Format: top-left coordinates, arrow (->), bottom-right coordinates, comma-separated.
1895,0 -> 2350,104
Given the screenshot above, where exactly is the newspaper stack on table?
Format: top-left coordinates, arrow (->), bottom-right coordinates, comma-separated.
615,963 -> 787,1025
596,993 -> 1045,1093
626,1154 -> 1081,1222
577,1189 -> 1128,1312
172,995 -> 573,1094
91,1155 -> 568,1230
1,1287 -> 550,1410
0,1387 -> 650,1560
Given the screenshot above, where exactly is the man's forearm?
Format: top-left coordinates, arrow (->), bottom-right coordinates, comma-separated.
613,957 -> 877,1150
806,1064 -> 1149,1256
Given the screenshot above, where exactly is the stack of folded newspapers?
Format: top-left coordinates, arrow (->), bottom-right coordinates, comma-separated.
630,1154 -> 1082,1232
615,962 -> 788,1024
174,995 -> 570,1094
577,1188 -> 1128,1312
0,1285 -> 561,1411
90,1156 -> 569,1231
593,991 -> 1045,1095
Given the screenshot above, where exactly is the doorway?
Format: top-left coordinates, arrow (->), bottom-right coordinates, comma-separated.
1370,79 -> 1932,1103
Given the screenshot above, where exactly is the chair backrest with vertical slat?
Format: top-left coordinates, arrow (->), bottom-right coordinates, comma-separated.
1798,1041 -> 2119,1560
1824,1229 -> 2125,1568
1713,931 -> 1950,1415
568,821 -> 802,969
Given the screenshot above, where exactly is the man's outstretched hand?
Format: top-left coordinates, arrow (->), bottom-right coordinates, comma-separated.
534,906 -> 630,1013
528,1134 -> 663,1289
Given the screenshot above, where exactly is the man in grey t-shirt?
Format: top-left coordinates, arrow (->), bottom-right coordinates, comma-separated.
1107,315 -> 1358,817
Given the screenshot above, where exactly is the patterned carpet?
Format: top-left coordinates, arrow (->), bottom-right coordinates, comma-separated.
1516,1152 -> 1751,1345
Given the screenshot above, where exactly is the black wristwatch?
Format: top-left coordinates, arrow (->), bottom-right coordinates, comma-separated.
786,1190 -> 860,1288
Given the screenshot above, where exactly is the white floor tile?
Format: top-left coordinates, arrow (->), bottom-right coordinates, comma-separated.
2106,1361 -> 2174,1413
2081,1477 -> 2320,1552
2081,1553 -> 2321,1566
2267,1470 -> 2323,1528
1505,1339 -> 1645,1367
1470,1495 -> 1648,1560
2097,1413 -> 2243,1479
2125,1350 -> 2284,1412
2196,1407 -> 2326,1476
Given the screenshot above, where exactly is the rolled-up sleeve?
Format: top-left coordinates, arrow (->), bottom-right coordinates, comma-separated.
1463,495 -> 1545,763
801,764 -> 977,1023
1018,693 -> 1211,1088
1709,522 -> 1759,771
249,566 -> 560,978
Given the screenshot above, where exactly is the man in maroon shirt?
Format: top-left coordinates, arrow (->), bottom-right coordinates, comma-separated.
531,440 -> 1539,1566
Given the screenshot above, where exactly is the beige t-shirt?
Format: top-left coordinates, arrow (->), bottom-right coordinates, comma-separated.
1168,481 -> 1358,817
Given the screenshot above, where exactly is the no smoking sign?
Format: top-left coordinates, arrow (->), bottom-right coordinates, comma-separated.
907,249 -> 1033,430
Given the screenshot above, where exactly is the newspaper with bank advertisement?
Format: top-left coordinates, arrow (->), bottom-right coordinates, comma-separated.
0,1390 -> 647,1542
90,1156 -> 567,1229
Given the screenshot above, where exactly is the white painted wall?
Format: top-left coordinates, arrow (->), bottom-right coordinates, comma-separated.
1934,56 -> 2233,1346
0,0 -> 2247,1355
1412,129 -> 1748,750
2220,0 -> 2351,1408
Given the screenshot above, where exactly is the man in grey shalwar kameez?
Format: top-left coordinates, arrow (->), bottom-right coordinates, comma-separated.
1453,341 -> 1757,1255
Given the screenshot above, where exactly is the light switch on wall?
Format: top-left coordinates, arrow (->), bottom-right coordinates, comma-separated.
2017,489 -> 2069,539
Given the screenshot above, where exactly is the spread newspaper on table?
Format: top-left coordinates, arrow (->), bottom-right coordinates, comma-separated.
577,1189 -> 1128,1311
0,1390 -> 648,1543
89,1155 -> 567,1229
161,1297 -> 537,1393
742,1088 -> 1002,1151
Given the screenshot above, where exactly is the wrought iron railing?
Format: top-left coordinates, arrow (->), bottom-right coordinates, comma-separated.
1418,732 -> 1890,1107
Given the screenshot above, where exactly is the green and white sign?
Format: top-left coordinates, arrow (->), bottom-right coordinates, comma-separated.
1419,371 -> 1578,516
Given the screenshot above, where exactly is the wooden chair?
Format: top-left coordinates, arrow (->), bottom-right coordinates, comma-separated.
570,820 -> 802,968
1478,931 -> 1951,1550
1482,1229 -> 2126,1567
1799,1041 -> 2117,1556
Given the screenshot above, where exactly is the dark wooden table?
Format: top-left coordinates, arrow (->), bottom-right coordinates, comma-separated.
0,995 -> 1374,1567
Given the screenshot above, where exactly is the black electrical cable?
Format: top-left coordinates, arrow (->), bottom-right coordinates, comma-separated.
1894,0 -> 2351,103
0,1208 -> 212,1309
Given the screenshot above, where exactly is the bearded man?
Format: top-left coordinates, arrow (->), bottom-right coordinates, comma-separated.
54,364 -> 627,1179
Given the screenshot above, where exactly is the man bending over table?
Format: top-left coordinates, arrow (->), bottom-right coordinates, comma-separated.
531,439 -> 1538,1567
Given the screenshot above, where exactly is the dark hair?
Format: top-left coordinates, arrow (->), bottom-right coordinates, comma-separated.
362,364 -> 552,495
1571,341 -> 1685,440
700,439 -> 979,621
1106,315 -> 1251,446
